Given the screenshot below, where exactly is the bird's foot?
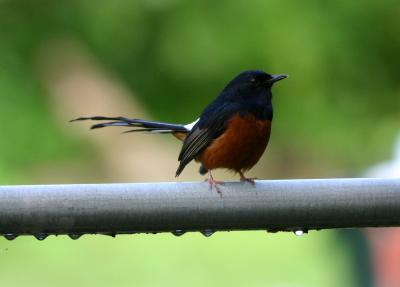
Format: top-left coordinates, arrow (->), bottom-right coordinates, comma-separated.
205,171 -> 224,195
239,172 -> 257,185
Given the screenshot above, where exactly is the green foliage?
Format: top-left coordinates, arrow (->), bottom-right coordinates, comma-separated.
0,231 -> 356,287
0,0 -> 399,174
0,48 -> 81,183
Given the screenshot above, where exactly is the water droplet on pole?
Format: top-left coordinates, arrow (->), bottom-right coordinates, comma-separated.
294,230 -> 304,236
68,233 -> 82,240
34,233 -> 49,241
172,230 -> 185,237
200,229 -> 214,237
293,228 -> 308,236
3,233 -> 18,241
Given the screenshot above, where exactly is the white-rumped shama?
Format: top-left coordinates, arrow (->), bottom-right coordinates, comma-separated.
72,70 -> 287,192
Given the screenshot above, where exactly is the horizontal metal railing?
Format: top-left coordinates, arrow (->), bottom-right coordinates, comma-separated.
0,178 -> 399,240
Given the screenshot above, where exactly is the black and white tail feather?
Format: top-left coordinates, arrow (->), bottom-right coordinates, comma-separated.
71,116 -> 205,177
71,116 -> 197,135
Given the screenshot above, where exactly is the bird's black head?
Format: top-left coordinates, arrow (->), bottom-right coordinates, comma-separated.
227,70 -> 287,92
219,70 -> 286,103
215,70 -> 287,120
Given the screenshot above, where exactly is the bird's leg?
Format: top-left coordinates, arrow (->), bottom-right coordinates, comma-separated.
239,171 -> 257,185
205,170 -> 223,194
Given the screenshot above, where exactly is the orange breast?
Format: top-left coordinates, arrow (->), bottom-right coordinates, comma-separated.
197,113 -> 271,172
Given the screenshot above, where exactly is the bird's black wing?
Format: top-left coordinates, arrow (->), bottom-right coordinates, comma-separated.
175,102 -> 239,176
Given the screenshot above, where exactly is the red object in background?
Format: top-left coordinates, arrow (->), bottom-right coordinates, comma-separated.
366,228 -> 400,287
365,133 -> 400,287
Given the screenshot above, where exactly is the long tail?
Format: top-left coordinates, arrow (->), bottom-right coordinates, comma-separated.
71,116 -> 189,135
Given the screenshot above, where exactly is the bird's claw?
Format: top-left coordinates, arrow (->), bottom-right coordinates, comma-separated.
205,172 -> 224,195
239,172 -> 257,185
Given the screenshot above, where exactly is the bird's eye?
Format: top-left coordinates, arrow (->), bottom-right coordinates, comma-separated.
250,77 -> 256,83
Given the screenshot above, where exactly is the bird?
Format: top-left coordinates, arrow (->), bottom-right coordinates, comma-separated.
71,70 -> 287,192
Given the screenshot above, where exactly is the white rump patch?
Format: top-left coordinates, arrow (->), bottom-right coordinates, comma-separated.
184,118 -> 199,131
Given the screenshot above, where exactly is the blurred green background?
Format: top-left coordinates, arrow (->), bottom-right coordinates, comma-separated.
0,0 -> 399,286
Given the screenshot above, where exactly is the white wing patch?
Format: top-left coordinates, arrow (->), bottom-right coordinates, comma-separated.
184,118 -> 199,131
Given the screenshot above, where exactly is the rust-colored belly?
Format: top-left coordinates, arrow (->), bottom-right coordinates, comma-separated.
197,113 -> 271,172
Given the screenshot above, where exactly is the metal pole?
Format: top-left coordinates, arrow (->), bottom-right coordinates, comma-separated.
0,178 -> 399,239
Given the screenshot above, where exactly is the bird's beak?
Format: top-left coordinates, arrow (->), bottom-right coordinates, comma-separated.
269,74 -> 288,84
